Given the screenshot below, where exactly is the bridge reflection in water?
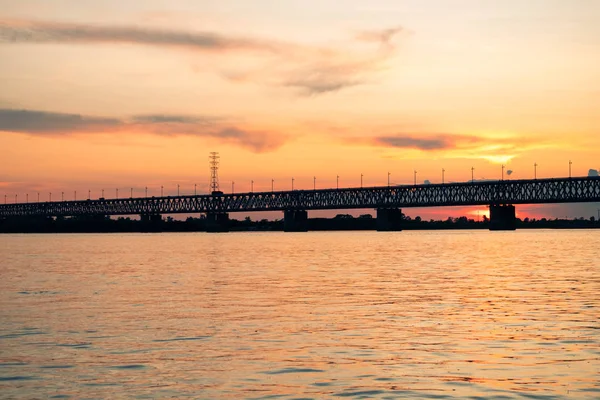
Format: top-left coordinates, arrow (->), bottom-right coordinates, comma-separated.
1,177 -> 599,232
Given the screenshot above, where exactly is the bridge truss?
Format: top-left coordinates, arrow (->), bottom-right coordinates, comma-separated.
1,177 -> 599,218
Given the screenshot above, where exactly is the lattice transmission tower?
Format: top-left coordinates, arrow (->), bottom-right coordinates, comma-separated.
209,152 -> 220,194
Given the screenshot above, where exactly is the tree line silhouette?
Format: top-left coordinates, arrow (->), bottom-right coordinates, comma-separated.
0,213 -> 598,233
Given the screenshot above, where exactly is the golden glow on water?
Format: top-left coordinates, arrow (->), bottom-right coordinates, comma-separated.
0,231 -> 599,398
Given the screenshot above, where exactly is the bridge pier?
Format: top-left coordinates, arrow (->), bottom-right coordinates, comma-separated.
376,208 -> 403,231
140,213 -> 162,223
206,212 -> 230,233
140,213 -> 163,232
284,210 -> 308,232
489,204 -> 516,231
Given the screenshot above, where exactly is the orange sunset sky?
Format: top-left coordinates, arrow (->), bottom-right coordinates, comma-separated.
1,0 -> 599,219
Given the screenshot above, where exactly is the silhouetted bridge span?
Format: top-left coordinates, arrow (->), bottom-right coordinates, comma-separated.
1,177 -> 599,231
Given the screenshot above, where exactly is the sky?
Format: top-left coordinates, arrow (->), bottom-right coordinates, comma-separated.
1,0 -> 599,219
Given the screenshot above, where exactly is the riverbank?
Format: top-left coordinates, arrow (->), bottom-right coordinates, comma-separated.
1,215 -> 598,233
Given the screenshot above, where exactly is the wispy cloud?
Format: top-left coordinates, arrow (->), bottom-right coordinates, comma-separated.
355,26 -> 405,49
282,62 -> 366,95
356,133 -> 479,151
350,132 -> 549,163
0,19 -> 283,53
375,135 -> 459,150
0,109 -> 286,152
131,114 -> 217,125
0,19 -> 407,96
0,109 -> 123,133
279,27 -> 406,95
221,45 -> 403,96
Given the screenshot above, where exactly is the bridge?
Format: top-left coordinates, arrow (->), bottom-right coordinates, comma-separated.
1,176 -> 599,231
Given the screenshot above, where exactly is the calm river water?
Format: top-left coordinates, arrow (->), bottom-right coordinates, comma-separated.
0,231 -> 599,399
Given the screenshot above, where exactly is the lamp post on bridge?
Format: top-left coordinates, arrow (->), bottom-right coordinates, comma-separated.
88,190 -> 91,200
502,165 -> 505,181
387,172 -> 390,187
15,194 -> 17,203
471,167 -> 475,183
145,187 -> 147,198
161,186 -> 163,197
414,170 -> 417,185
314,176 -> 316,190
251,180 -> 254,193
442,168 -> 445,184
37,192 -> 40,203
116,188 -> 119,199
61,192 -> 64,202
4,194 -> 6,204
232,181 -> 234,194
26,193 -> 28,203
291,177 -> 294,191
194,184 -> 197,196
130,188 -> 133,198
569,160 -> 572,178
271,179 -> 274,192
337,175 -> 339,190
360,173 -> 363,188
101,189 -> 104,198
74,191 -> 76,201
534,163 -> 538,180
49,192 -> 52,202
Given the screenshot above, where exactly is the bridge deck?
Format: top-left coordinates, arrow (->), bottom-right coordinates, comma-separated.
1,177 -> 599,217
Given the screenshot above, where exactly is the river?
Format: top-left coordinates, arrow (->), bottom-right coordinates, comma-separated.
1,230 -> 599,399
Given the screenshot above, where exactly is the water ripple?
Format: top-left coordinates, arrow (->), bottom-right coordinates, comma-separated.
263,367 -> 325,375
152,336 -> 210,342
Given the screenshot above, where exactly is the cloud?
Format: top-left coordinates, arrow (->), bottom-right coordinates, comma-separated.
146,123 -> 287,152
131,114 -> 216,125
211,127 -> 287,152
0,108 -> 286,152
0,19 -> 282,53
374,135 -> 456,150
278,48 -> 400,95
222,60 -> 373,96
0,17 -> 406,96
355,26 -> 405,49
282,63 -> 365,95
1,20 -> 406,96
279,28 -> 405,95
0,109 -> 122,133
350,132 -> 547,163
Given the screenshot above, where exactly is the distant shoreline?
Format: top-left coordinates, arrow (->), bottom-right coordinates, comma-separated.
1,215 -> 598,233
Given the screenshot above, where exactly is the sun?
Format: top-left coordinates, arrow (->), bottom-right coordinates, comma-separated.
469,207 -> 490,220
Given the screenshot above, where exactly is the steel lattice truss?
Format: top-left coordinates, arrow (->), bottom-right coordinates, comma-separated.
1,177 -> 599,218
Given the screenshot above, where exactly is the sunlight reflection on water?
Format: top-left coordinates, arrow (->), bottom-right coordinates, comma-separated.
0,230 -> 599,399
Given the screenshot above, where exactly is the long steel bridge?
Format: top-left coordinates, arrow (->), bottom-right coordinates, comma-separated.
1,177 -> 599,218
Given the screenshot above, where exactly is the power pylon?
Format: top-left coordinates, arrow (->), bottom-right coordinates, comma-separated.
209,152 -> 220,194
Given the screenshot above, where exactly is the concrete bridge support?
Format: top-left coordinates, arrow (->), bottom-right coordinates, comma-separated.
140,214 -> 162,223
376,208 -> 403,231
206,212 -> 230,232
284,210 -> 308,232
140,213 -> 163,232
489,204 -> 516,231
